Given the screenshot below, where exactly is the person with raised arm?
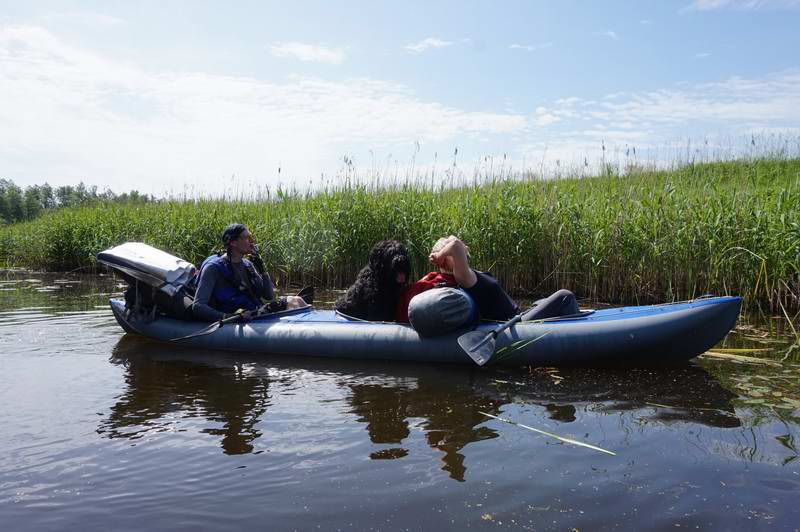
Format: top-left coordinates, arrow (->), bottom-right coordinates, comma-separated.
192,224 -> 307,322
397,235 -> 578,323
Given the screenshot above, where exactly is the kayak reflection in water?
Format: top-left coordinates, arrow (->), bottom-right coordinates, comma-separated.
397,235 -> 579,322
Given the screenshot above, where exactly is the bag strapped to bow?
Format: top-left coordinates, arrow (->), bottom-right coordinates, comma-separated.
97,242 -> 198,321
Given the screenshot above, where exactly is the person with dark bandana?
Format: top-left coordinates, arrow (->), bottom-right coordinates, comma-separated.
192,224 -> 307,322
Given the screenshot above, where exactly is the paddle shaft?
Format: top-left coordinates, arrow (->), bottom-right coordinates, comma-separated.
170,312 -> 250,341
492,313 -> 522,338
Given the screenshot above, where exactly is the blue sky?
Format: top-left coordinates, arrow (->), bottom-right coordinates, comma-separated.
1,0 -> 799,194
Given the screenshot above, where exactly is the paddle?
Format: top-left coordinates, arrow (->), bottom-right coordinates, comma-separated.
457,313 -> 523,366
171,310 -> 250,341
296,285 -> 314,305
171,286 -> 315,342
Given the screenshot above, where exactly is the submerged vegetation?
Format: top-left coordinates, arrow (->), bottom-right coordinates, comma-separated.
0,158 -> 798,311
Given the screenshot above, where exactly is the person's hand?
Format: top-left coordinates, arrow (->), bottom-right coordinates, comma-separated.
250,249 -> 266,275
429,236 -> 477,288
429,236 -> 468,268
221,309 -> 253,324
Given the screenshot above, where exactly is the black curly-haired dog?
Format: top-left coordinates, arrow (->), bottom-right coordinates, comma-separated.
335,240 -> 411,321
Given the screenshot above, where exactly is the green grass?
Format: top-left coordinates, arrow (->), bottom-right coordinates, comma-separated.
1,158 -> 798,311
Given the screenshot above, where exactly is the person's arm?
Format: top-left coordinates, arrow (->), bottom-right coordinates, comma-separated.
464,271 -> 520,321
428,236 -> 478,288
192,265 -> 226,322
243,258 -> 275,302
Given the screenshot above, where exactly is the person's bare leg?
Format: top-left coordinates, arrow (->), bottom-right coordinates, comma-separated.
522,289 -> 578,321
286,295 -> 308,309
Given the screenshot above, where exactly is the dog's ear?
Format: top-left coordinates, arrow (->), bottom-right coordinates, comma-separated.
368,241 -> 386,272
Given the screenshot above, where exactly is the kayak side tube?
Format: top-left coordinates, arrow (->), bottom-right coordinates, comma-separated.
108,296 -> 742,366
497,296 -> 742,365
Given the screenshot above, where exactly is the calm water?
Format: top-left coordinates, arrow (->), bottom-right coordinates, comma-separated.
1,271 -> 798,531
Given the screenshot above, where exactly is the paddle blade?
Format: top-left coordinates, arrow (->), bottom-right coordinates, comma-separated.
296,286 -> 315,305
457,331 -> 496,366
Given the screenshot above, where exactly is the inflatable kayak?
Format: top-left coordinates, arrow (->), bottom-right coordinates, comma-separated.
108,296 -> 741,366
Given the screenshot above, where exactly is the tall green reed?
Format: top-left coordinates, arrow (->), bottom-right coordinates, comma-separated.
1,158 -> 798,311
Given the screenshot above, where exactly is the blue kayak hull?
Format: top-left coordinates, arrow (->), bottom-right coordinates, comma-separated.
109,296 -> 742,366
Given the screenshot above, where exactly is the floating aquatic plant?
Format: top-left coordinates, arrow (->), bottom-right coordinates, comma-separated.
479,411 -> 616,456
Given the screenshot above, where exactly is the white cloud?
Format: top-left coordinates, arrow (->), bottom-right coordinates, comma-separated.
534,69 -> 800,132
695,52 -> 712,58
405,37 -> 453,53
594,71 -> 800,127
533,106 -> 561,126
2,24 -> 797,191
686,0 -> 800,9
598,30 -> 619,40
555,97 -> 581,106
268,41 -> 346,65
516,69 -> 800,173
45,11 -> 125,27
640,19 -> 653,24
0,26 -> 525,193
510,42 -> 553,52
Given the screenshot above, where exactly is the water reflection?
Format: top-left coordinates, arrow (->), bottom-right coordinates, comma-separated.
499,366 -> 742,429
5,271 -> 799,529
346,372 -> 504,481
102,336 -> 270,454
103,336 -> 747,479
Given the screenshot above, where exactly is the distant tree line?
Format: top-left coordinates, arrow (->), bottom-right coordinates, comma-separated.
0,179 -> 153,224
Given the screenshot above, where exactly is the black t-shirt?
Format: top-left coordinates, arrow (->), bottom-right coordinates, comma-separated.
464,271 -> 519,321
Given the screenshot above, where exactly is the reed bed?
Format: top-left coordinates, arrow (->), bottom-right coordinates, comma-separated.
1,158 -> 798,311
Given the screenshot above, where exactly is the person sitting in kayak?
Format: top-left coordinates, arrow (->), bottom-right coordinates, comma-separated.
395,235 -> 517,322
397,235 -> 578,322
192,224 -> 306,322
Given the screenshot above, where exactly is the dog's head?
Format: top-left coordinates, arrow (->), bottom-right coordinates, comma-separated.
368,240 -> 411,287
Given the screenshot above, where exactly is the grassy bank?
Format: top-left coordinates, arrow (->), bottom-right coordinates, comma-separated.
1,158 -> 798,311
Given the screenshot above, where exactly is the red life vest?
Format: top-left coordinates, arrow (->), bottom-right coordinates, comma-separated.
395,271 -> 458,323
